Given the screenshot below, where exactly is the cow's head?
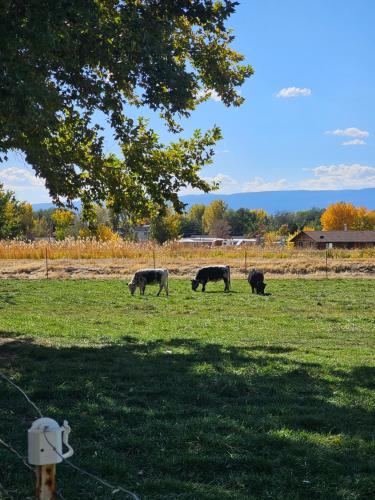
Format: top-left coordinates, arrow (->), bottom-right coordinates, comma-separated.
257,282 -> 266,295
128,282 -> 137,295
191,279 -> 199,291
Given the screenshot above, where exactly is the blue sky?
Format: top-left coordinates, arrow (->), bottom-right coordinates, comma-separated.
2,0 -> 375,203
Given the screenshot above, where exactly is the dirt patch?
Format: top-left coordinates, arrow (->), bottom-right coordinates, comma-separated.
0,258 -> 373,279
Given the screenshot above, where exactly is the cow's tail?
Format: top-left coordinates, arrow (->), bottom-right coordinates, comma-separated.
227,265 -> 231,290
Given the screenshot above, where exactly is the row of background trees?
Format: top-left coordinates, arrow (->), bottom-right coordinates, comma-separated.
0,184 -> 374,244
125,200 -> 375,243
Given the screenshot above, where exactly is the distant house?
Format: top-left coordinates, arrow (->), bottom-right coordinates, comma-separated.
177,235 -> 258,247
290,230 -> 375,249
134,225 -> 150,241
177,236 -> 224,246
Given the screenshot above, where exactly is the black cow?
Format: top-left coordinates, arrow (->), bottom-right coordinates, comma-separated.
247,269 -> 266,295
192,266 -> 231,292
128,269 -> 169,296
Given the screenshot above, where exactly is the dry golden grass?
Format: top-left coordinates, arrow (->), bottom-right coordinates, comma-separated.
1,238 -> 375,260
0,239 -> 374,279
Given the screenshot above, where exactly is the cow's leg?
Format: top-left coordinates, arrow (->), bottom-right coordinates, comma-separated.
251,285 -> 255,294
165,282 -> 169,296
157,283 -> 162,296
141,284 -> 146,295
201,281 -> 206,292
224,278 -> 229,292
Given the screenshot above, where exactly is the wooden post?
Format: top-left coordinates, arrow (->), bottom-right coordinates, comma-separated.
325,249 -> 328,278
36,464 -> 56,500
153,247 -> 156,269
45,247 -> 49,280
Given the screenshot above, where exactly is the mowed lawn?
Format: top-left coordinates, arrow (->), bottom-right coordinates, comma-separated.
0,279 -> 374,499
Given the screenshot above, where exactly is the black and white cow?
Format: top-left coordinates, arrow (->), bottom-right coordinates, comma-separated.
191,266 -> 231,292
128,269 -> 169,296
247,269 -> 266,295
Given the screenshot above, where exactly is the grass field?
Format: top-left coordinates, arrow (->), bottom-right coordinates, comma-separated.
0,279 -> 374,499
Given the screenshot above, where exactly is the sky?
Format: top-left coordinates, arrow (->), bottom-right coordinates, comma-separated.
2,0 -> 375,203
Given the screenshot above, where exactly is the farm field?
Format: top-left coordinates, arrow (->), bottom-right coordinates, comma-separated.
0,240 -> 375,279
0,256 -> 375,280
0,278 -> 375,499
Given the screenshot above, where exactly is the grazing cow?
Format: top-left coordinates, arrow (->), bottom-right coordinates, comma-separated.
247,269 -> 266,295
191,265 -> 231,292
128,269 -> 169,296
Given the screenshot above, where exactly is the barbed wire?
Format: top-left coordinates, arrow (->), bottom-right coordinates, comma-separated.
0,371 -> 140,499
0,437 -> 34,472
0,436 -> 66,500
0,372 -> 43,418
43,431 -> 140,500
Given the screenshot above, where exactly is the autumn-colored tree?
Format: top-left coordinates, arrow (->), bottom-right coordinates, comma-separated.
264,231 -> 281,246
150,210 -> 181,244
96,224 -> 120,242
19,203 -> 34,238
367,211 -> 375,228
321,202 -> 357,230
251,209 -> 268,221
278,224 -> 290,236
202,200 -> 227,233
51,209 -> 75,240
321,202 -> 375,230
352,207 -> 375,230
187,204 -> 206,233
0,184 -> 35,239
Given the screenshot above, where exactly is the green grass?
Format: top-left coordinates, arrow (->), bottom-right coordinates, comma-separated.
0,279 -> 374,499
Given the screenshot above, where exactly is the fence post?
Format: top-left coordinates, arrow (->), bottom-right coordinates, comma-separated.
29,418 -> 74,500
45,247 -> 49,280
36,464 -> 56,500
325,249 -> 328,278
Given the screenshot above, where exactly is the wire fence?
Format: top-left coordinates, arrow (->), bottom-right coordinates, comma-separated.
0,371 -> 140,500
1,245 -> 374,281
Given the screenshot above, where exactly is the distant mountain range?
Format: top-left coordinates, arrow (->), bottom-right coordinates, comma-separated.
180,188 -> 375,213
33,188 -> 375,214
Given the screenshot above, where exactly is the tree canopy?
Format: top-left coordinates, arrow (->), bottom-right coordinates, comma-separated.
1,1 -> 252,218
0,184 -> 33,239
321,202 -> 375,231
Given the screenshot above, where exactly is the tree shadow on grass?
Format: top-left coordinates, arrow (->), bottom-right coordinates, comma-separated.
0,335 -> 374,499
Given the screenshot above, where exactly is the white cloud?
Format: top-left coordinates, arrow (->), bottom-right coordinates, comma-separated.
210,174 -> 290,193
209,90 -> 221,102
181,174 -> 291,195
276,87 -> 312,98
299,164 -> 375,190
325,127 -> 369,138
242,177 -> 290,192
0,167 -> 50,203
182,163 -> 375,196
342,139 -> 366,146
206,174 -> 240,194
0,167 -> 45,187
196,89 -> 221,102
